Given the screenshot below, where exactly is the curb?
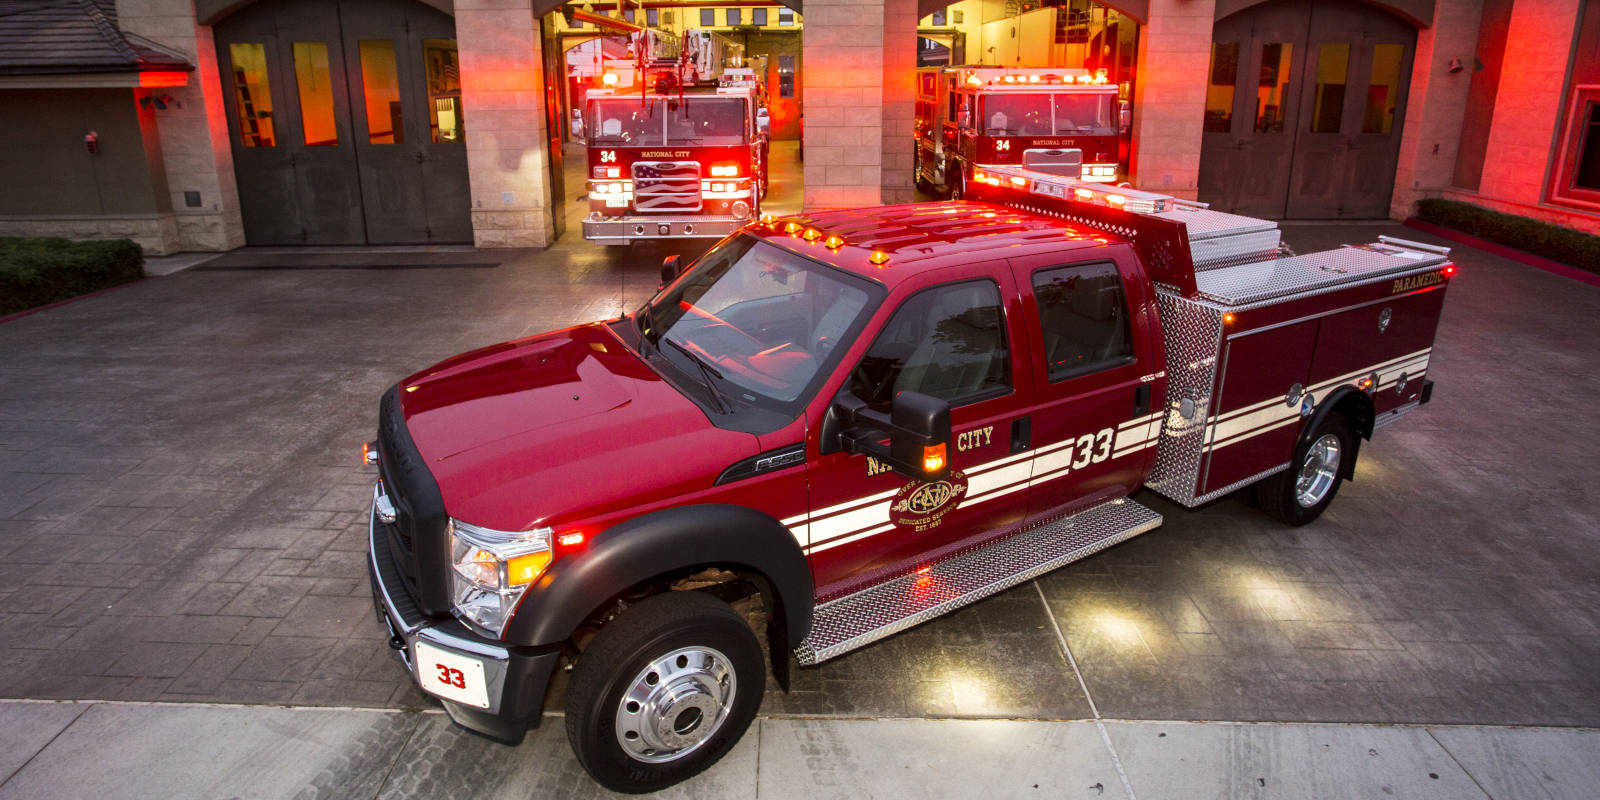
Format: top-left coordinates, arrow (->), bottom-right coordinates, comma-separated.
1402,217 -> 1600,288
0,280 -> 142,326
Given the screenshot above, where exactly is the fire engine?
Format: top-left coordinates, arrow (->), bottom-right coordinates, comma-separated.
582,31 -> 767,245
365,159 -> 1451,792
915,66 -> 1128,195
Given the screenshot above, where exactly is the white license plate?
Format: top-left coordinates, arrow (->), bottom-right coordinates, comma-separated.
414,641 -> 490,709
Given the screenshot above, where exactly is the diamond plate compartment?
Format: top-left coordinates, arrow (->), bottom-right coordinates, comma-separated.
1145,288 -> 1225,507
1194,245 -> 1448,306
795,498 -> 1163,665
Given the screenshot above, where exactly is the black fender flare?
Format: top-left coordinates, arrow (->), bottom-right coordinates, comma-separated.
1299,387 -> 1374,481
504,504 -> 813,653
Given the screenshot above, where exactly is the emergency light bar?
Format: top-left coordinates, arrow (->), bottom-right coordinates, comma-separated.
972,166 -> 1171,214
961,67 -> 1110,87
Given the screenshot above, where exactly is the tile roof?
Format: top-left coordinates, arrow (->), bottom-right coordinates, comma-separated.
0,0 -> 193,76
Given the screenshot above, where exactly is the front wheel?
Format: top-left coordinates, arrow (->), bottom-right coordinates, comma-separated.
565,591 -> 765,794
1254,414 -> 1354,526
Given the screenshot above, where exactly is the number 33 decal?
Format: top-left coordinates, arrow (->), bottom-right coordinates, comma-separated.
436,663 -> 466,689
1068,428 -> 1115,470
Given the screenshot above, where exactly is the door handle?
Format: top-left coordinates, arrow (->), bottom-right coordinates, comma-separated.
1010,417 -> 1032,454
1133,385 -> 1152,418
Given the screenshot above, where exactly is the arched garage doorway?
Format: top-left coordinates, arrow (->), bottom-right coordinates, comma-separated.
214,0 -> 471,244
1198,0 -> 1418,218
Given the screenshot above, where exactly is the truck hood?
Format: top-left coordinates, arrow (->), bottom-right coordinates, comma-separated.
398,322 -> 759,531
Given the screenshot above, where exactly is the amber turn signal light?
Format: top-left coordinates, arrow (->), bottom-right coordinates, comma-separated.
361,441 -> 379,466
507,551 -> 552,586
922,443 -> 947,474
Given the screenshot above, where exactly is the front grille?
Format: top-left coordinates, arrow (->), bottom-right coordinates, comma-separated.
633,160 -> 702,212
376,385 -> 452,617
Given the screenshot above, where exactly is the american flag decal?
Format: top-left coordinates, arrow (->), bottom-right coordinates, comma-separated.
633,161 -> 702,212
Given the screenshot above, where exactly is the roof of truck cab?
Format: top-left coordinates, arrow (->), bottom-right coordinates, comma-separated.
747,200 -> 1125,287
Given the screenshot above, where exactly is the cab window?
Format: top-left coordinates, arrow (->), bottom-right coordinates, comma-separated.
847,280 -> 1011,411
1031,262 -> 1133,381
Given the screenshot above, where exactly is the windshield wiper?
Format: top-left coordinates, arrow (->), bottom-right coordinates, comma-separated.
661,337 -> 732,414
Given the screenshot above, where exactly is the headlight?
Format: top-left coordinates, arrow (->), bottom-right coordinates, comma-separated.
448,519 -> 552,637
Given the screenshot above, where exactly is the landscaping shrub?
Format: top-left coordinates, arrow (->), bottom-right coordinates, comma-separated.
0,237 -> 143,316
1416,198 -> 1600,274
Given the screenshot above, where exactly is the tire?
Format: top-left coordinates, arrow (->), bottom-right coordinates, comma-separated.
949,167 -> 967,200
1255,414 -> 1354,526
565,591 -> 764,794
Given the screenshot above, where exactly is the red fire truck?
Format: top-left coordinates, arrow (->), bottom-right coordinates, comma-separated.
365,163 -> 1451,791
582,46 -> 767,245
916,66 -> 1127,195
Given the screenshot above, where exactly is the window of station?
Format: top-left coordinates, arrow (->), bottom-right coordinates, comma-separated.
1256,43 -> 1291,133
1363,44 -> 1404,134
1030,262 -> 1132,381
1310,43 -> 1350,134
779,8 -> 794,26
931,10 -> 946,25
1577,101 -> 1600,191
647,9 -> 658,26
359,41 -> 403,144
292,43 -> 339,146
727,8 -> 741,25
1205,42 -> 1239,133
228,43 -> 275,147
423,39 -> 463,143
701,8 -> 715,26
752,8 -> 767,25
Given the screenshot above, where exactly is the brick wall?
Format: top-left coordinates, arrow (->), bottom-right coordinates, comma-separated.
456,0 -> 556,248
1129,0 -> 1215,200
115,0 -> 246,252
802,0 -> 888,208
1390,0 -> 1484,220
1476,0 -> 1581,205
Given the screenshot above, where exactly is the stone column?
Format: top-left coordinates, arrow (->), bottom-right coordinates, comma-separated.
115,0 -> 246,251
1128,0 -> 1216,200
1389,0 -> 1483,220
880,0 -> 919,205
802,0 -> 887,209
456,0 -> 556,247
1474,0 -> 1582,209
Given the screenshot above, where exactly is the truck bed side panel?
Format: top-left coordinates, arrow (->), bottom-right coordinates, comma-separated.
1202,321 -> 1318,495
1309,285 -> 1446,415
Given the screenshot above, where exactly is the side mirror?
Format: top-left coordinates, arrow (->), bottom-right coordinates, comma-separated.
660,255 -> 682,286
1118,101 -> 1132,135
831,391 -> 953,482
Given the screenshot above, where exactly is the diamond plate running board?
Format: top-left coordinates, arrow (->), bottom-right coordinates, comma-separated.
795,497 -> 1163,665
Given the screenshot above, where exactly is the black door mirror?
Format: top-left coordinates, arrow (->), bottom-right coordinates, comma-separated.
831,391 -> 953,482
661,255 -> 682,287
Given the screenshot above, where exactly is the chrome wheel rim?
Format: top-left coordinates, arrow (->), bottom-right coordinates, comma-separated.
614,646 -> 736,764
1295,433 -> 1342,508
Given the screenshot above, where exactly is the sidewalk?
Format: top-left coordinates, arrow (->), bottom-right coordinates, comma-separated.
1,701 -> 1594,799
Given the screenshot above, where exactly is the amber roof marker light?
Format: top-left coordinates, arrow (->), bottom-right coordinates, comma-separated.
868,251 -> 891,266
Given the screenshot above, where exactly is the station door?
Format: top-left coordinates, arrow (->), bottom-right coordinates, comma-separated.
1198,0 -> 1417,219
215,0 -> 471,245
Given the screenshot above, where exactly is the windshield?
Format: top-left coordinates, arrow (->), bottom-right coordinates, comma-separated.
644,236 -> 878,410
588,96 -> 748,146
981,92 -> 1116,136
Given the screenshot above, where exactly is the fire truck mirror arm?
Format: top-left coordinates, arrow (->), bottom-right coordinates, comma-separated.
826,392 -> 954,483
500,503 -> 813,666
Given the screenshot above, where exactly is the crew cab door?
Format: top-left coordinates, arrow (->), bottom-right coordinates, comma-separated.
803,263 -> 1037,594
1008,245 -> 1160,517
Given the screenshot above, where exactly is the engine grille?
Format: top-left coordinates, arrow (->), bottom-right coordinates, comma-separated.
376,385 -> 452,617
633,160 -> 702,212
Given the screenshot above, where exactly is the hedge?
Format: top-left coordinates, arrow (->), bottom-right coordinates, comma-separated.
0,237 -> 144,316
1415,198 -> 1600,275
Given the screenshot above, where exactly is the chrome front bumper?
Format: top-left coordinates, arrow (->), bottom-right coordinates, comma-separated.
367,481 -> 559,742
582,214 -> 746,244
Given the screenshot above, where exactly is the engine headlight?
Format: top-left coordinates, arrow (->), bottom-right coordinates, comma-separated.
448,519 -> 552,637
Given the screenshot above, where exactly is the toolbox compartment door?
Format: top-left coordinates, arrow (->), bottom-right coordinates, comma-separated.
1308,287 -> 1446,415
1202,320 -> 1318,495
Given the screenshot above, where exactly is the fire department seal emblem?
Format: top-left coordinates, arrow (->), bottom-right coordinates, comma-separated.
889,470 -> 969,531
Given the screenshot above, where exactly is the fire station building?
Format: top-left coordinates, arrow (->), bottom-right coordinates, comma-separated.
0,0 -> 1596,254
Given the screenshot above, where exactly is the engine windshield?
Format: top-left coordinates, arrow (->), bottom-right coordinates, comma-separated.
981,92 -> 1116,137
588,96 -> 749,146
641,235 -> 880,411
